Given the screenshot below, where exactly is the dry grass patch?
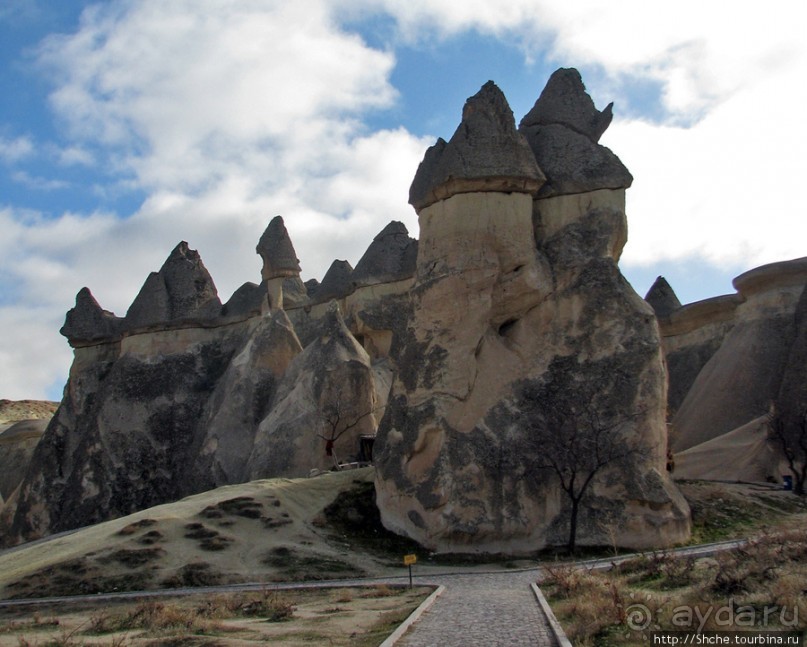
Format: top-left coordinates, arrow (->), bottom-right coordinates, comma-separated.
543,518 -> 807,645
679,481 -> 807,544
0,585 -> 432,646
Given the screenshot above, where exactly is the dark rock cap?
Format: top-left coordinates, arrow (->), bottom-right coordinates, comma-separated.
304,279 -> 320,299
519,68 -> 633,198
351,221 -> 418,288
520,68 -> 613,143
221,281 -> 265,318
409,81 -> 545,212
256,216 -> 301,280
311,260 -> 354,304
60,287 -> 122,346
125,241 -> 222,328
645,276 -> 682,318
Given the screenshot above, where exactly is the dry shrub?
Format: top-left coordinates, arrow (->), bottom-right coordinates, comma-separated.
544,564 -> 599,599
120,601 -> 210,632
333,588 -> 354,603
770,572 -> 807,610
115,519 -> 157,537
103,547 -> 165,568
160,562 -> 223,588
361,584 -> 395,598
556,577 -> 614,640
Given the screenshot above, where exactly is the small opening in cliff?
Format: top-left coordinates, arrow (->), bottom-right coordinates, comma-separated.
498,318 -> 519,338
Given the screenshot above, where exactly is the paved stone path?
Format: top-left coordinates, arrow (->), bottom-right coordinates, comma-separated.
397,569 -> 556,646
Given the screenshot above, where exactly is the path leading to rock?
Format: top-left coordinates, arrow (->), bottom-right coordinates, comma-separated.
397,570 -> 556,646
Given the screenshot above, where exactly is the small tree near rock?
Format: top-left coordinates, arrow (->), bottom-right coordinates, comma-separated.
520,377 -> 649,554
318,390 -> 377,468
768,409 -> 807,496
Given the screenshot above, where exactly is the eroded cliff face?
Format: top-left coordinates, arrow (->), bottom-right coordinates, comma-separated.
647,259 -> 807,483
373,73 -> 690,553
666,259 -> 807,452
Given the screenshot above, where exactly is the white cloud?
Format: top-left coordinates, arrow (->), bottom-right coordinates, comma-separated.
11,170 -> 69,191
56,145 -> 94,167
0,135 -> 33,163
0,305 -> 69,401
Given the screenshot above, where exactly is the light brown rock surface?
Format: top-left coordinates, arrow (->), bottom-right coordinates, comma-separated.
671,259 -> 807,452
374,79 -> 689,553
0,419 -> 49,502
245,303 -> 389,479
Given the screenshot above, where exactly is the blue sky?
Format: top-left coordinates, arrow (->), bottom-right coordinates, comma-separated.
1,1 -> 805,400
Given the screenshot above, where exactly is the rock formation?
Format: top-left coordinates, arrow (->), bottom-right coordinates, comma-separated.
518,68 -> 633,198
4,68 -> 705,552
245,303 -> 388,478
311,260 -> 355,304
60,288 -> 122,345
651,259 -> 807,482
408,81 -> 545,212
645,276 -> 682,319
669,259 -> 807,452
374,77 -> 689,553
256,216 -> 303,310
0,419 -> 49,502
351,221 -> 418,289
124,241 -> 222,328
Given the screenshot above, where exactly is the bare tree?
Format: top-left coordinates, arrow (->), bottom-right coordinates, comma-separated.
768,408 -> 807,496
318,390 -> 378,468
520,380 -> 649,553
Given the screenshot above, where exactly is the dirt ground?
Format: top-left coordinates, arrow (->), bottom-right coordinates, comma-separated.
0,584 -> 432,646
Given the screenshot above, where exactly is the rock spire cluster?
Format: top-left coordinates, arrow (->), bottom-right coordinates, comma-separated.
3,68 -> 695,553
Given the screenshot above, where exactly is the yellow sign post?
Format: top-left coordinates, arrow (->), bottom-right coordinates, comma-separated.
403,554 -> 417,587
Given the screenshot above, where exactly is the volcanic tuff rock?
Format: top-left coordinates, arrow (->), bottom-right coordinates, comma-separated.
246,303 -> 389,478
0,419 -> 49,502
520,67 -> 613,142
519,68 -> 632,198
61,288 -> 122,345
351,221 -> 418,288
221,281 -> 266,318
256,216 -> 301,279
408,81 -> 545,212
671,259 -> 807,452
311,260 -> 355,304
645,276 -> 682,319
374,79 -> 689,553
4,67 -> 706,551
124,241 -> 222,329
190,310 -> 303,488
2,219 -> 407,544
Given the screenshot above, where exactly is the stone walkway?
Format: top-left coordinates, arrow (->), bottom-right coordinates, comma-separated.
397,569 -> 556,646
